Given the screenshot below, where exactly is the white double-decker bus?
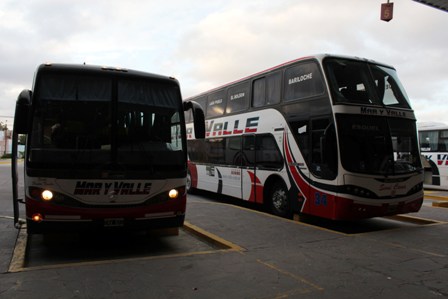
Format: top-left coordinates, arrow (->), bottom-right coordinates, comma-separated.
418,122 -> 448,190
185,54 -> 423,220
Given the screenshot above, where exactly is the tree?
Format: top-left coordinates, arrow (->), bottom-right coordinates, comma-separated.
0,121 -> 7,130
19,135 -> 27,145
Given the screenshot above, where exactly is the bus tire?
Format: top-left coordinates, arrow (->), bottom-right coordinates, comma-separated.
186,170 -> 196,194
269,180 -> 291,218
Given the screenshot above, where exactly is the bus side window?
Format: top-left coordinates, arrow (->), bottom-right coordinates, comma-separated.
226,82 -> 250,114
226,136 -> 243,165
188,139 -> 207,163
284,62 -> 325,102
440,130 -> 448,152
256,135 -> 283,169
266,72 -> 281,105
419,131 -> 438,152
252,72 -> 281,108
252,78 -> 266,108
207,138 -> 225,164
196,97 -> 207,119
207,91 -> 226,118
243,135 -> 255,166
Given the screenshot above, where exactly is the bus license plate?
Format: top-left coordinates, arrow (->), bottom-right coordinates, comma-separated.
104,218 -> 124,227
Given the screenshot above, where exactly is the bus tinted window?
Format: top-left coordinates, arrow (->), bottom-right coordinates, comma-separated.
252,78 -> 266,108
33,99 -> 111,152
284,62 -> 325,101
419,131 -> 438,152
266,72 -> 281,105
420,130 -> 448,152
325,58 -> 411,108
207,91 -> 226,118
38,75 -> 112,101
442,130 -> 448,139
30,73 -> 186,171
188,139 -> 206,162
338,115 -> 420,175
207,138 -> 226,164
118,80 -> 179,107
226,82 -> 250,114
252,72 -> 282,108
226,136 -> 242,165
194,96 -> 207,118
256,134 -> 283,169
243,135 -> 255,166
371,65 -> 410,107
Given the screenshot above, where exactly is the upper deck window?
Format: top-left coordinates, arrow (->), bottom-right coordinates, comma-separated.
324,58 -> 411,108
226,82 -> 250,114
207,90 -> 226,118
252,72 -> 281,108
284,61 -> 325,102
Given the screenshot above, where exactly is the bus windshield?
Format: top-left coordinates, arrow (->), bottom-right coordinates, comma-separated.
28,74 -> 185,175
325,58 -> 411,108
337,115 -> 421,175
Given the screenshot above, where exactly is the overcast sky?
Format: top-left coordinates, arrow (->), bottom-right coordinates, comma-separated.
1,0 -> 447,127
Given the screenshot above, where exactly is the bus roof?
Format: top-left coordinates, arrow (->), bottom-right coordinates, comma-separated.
35,63 -> 179,85
184,53 -> 394,100
418,122 -> 448,131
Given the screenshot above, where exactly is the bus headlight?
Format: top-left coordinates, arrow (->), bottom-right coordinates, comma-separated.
41,190 -> 53,201
345,185 -> 376,199
168,189 -> 179,199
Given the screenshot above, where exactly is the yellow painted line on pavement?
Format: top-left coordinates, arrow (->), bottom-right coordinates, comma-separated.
7,222 -> 244,273
432,201 -> 448,208
424,191 -> 448,201
426,194 -> 448,201
183,221 -> 245,252
424,190 -> 448,208
257,259 -> 324,292
384,214 -> 443,225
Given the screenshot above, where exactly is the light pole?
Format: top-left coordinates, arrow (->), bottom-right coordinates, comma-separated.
3,120 -> 7,156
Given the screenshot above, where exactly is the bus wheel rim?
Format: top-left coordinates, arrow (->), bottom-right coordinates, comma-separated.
186,172 -> 192,191
272,188 -> 287,211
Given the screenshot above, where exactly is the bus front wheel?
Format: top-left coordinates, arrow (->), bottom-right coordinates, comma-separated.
269,181 -> 291,218
186,171 -> 196,194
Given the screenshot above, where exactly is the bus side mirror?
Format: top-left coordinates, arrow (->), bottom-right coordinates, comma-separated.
14,89 -> 32,134
183,100 -> 205,139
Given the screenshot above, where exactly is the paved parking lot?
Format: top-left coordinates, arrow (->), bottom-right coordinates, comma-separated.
1,161 -> 448,298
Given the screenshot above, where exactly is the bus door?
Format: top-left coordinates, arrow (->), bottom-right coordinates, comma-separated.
308,118 -> 338,214
290,121 -> 312,207
223,136 -> 243,199
240,134 -> 259,202
213,135 -> 270,203
11,90 -> 31,228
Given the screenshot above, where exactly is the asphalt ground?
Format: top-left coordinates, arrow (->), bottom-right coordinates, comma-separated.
1,161 -> 448,298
